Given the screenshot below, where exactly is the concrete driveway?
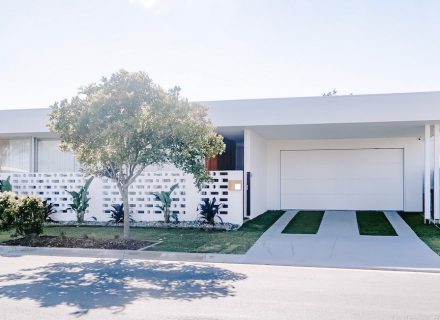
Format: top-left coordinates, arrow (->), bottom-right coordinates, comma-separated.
1,254 -> 440,320
245,210 -> 440,270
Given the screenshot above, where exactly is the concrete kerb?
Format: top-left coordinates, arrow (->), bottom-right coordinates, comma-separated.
1,245 -> 440,274
0,245 -> 246,264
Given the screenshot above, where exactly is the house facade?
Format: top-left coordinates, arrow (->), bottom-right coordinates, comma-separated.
1,91 -> 440,224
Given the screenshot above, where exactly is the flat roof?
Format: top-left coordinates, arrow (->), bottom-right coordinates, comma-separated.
201,91 -> 440,127
0,91 -> 439,135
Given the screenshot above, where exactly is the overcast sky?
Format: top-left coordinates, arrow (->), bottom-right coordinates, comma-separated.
1,0 -> 439,109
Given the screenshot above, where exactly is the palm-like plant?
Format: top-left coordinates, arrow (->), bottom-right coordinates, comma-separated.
151,183 -> 179,223
0,176 -> 12,192
197,197 -> 224,225
65,176 -> 94,223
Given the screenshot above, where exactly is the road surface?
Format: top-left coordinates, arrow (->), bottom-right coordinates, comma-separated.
0,254 -> 439,320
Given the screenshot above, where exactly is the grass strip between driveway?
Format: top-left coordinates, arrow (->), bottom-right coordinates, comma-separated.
356,211 -> 397,236
282,211 -> 324,234
399,212 -> 440,256
0,210 -> 285,255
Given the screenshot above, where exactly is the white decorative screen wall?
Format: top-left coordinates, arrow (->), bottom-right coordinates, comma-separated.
200,171 -> 234,216
3,172 -> 90,217
101,171 -> 189,221
0,170 -> 244,225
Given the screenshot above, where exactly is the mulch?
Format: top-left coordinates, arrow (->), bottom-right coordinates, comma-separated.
2,236 -> 157,250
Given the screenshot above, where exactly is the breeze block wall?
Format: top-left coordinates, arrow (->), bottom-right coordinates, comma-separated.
0,170 -> 244,225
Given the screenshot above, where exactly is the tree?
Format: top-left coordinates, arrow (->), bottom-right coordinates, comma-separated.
322,89 -> 353,96
322,89 -> 338,96
49,70 -> 225,239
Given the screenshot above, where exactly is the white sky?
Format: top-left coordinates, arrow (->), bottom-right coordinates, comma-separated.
1,0 -> 439,109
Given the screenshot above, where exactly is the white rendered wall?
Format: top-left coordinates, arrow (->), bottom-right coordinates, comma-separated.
0,108 -> 51,135
266,137 -> 424,212
244,129 -> 268,218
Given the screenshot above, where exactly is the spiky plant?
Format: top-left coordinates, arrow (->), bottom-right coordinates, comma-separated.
43,200 -> 57,222
197,197 -> 224,225
107,203 -> 134,224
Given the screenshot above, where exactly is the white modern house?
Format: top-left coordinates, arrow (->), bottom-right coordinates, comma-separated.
1,91 -> 440,225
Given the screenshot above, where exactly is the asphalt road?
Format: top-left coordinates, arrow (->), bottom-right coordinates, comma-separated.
0,254 -> 439,320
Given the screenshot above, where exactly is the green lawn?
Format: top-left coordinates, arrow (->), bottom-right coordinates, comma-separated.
0,210 -> 285,254
356,211 -> 397,236
282,211 -> 324,234
399,212 -> 440,255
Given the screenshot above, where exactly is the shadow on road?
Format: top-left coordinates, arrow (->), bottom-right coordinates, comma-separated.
0,259 -> 247,316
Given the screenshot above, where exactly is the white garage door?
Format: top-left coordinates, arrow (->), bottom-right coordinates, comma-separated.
280,149 -> 404,210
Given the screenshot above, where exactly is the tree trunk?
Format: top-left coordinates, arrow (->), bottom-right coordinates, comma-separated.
78,211 -> 84,223
118,184 -> 130,239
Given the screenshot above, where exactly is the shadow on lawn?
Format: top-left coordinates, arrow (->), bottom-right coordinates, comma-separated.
0,259 -> 247,316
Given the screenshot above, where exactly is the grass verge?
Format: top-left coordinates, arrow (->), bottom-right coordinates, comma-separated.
0,210 -> 285,254
356,211 -> 397,236
282,211 -> 324,234
399,212 -> 440,255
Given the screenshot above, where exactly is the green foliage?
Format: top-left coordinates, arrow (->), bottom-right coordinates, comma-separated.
48,70 -> 224,188
49,70 -> 225,238
399,212 -> 440,255
65,176 -> 94,223
197,197 -> 224,225
0,192 -> 19,230
356,211 -> 397,236
151,183 -> 179,223
282,211 -> 324,234
0,210 -> 286,254
107,203 -> 134,224
0,176 -> 12,192
43,200 -> 57,222
14,196 -> 46,237
0,192 -> 45,237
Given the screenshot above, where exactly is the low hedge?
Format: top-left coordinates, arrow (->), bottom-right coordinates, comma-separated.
0,192 -> 46,237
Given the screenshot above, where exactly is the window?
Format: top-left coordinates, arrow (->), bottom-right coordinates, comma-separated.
0,139 -> 31,172
37,140 -> 79,172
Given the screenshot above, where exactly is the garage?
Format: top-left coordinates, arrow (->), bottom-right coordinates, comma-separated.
280,149 -> 404,210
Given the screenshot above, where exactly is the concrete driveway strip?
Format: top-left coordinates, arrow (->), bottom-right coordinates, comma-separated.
1,254 -> 440,320
244,210 -> 440,270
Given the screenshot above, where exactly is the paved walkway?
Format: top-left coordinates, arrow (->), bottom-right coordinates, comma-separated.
245,210 -> 440,270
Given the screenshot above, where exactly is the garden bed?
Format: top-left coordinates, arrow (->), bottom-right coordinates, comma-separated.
46,220 -> 240,231
0,210 -> 285,254
3,235 -> 158,250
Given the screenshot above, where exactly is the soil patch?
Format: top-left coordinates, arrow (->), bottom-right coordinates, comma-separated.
2,236 -> 157,250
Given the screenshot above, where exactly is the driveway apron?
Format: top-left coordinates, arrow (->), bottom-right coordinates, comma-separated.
244,210 -> 440,270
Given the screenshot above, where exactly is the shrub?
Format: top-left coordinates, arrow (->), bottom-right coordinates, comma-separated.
197,197 -> 224,225
14,196 -> 46,237
0,192 -> 46,237
43,200 -> 57,222
0,192 -> 19,230
107,203 -> 134,224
